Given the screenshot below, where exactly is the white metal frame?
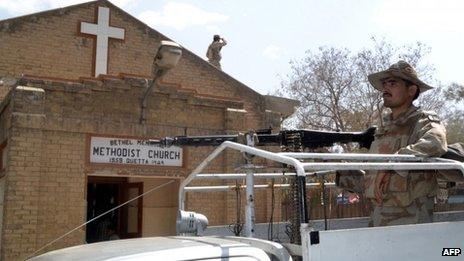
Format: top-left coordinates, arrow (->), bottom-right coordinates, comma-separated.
301,221 -> 464,261
179,141 -> 464,237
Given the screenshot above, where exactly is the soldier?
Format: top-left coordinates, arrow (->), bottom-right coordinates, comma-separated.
337,60 -> 448,227
206,35 -> 227,69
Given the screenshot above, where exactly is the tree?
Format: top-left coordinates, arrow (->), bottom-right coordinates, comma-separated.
281,47 -> 359,131
441,82 -> 464,143
444,111 -> 464,144
444,83 -> 464,101
280,37 -> 446,133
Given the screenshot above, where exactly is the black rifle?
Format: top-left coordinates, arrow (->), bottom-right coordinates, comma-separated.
150,127 -> 376,149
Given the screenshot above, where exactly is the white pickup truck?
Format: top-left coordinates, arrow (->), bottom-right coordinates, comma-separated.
29,220 -> 464,261
30,236 -> 292,261
30,142 -> 464,260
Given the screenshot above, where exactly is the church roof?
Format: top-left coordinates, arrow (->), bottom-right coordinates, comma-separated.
0,0 -> 262,97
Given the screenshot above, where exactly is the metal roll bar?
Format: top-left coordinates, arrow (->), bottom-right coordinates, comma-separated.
179,141 -> 464,238
178,141 -> 306,210
184,182 -> 336,192
195,173 -> 298,180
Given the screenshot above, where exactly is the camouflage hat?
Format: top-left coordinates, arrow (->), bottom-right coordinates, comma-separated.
368,60 -> 433,93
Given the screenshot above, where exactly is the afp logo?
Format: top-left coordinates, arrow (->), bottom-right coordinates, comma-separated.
442,248 -> 461,256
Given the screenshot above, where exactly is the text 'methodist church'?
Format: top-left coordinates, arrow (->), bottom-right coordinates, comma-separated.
0,0 -> 297,259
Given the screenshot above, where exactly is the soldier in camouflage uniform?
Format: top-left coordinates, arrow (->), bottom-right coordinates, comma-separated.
206,35 -> 227,70
336,61 -> 448,227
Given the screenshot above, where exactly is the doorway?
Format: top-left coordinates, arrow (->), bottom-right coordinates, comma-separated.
86,177 -> 143,243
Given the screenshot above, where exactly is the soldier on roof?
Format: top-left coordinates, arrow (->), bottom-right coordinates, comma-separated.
206,35 -> 227,70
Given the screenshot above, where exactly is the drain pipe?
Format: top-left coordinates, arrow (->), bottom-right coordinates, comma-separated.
140,70 -> 162,124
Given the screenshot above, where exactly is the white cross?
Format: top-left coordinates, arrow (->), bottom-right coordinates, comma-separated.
80,6 -> 125,76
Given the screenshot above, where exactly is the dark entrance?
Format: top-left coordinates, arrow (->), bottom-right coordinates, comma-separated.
86,177 -> 143,243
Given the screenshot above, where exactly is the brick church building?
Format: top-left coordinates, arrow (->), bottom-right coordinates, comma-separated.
0,0 -> 298,259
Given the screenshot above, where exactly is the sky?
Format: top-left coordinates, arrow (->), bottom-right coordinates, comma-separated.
0,0 -> 463,95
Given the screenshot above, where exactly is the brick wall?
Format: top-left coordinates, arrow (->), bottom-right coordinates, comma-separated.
0,1 -> 283,259
0,74 -> 277,260
0,0 -> 266,129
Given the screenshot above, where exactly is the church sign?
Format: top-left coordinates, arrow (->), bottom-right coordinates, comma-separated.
90,136 -> 183,167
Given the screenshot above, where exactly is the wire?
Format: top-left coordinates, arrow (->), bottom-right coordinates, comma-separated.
328,186 -> 332,230
321,178 -> 328,230
228,180 -> 243,236
281,172 -> 297,242
27,180 -> 175,260
267,179 -> 275,240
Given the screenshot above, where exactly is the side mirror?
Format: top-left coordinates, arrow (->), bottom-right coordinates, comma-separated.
176,210 -> 208,236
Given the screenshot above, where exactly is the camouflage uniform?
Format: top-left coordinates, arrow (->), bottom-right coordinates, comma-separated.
337,105 -> 448,226
438,142 -> 464,182
206,40 -> 227,69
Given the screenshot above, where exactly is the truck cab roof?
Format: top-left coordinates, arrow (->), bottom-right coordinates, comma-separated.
29,236 -> 291,261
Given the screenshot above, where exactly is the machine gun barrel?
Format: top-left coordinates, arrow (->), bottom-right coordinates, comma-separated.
153,135 -> 238,147
150,127 -> 376,149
